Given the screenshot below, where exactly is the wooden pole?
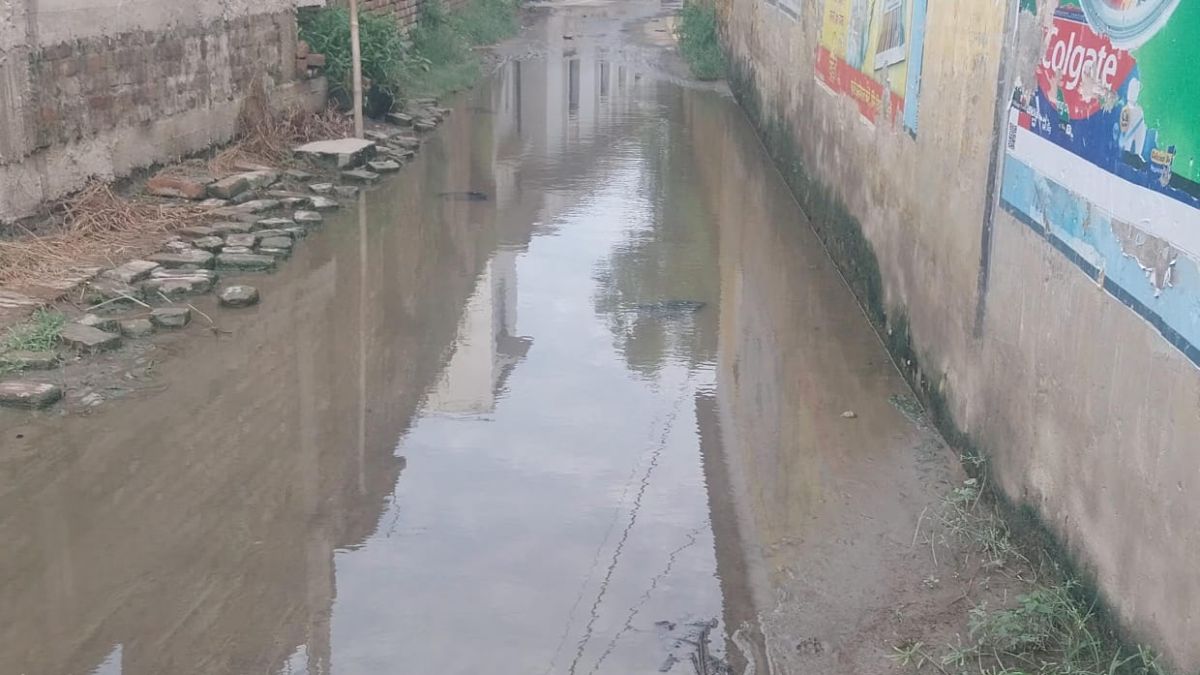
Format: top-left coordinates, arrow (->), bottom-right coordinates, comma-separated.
349,0 -> 365,138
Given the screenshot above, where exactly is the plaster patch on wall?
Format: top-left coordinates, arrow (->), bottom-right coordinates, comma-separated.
1112,219 -> 1177,294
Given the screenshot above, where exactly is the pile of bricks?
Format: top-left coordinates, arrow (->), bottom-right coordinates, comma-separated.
296,40 -> 327,79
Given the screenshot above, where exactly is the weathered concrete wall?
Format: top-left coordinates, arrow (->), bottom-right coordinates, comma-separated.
0,0 -> 326,223
719,0 -> 1200,669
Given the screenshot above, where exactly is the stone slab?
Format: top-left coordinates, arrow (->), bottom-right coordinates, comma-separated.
0,381 -> 63,409
60,324 -> 121,353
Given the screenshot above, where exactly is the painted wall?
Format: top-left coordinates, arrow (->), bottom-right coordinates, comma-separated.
718,0 -> 1200,668
0,0 -> 326,224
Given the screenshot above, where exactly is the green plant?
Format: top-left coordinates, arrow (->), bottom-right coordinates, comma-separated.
2,308 -> 66,354
399,0 -> 486,97
455,0 -> 520,45
678,1 -> 726,81
300,8 -> 408,97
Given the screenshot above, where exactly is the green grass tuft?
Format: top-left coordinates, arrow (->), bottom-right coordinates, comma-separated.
678,2 -> 726,81
2,308 -> 66,354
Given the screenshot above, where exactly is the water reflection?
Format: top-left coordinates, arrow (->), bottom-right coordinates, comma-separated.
0,1 -> 934,673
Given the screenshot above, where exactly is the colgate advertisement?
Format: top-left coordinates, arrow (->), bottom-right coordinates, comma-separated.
1035,12 -> 1135,120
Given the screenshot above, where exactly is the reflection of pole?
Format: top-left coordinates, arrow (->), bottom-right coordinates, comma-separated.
349,0 -> 365,138
357,190 -> 367,496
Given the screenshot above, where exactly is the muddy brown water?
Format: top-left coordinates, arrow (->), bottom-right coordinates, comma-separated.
0,3 -> 979,674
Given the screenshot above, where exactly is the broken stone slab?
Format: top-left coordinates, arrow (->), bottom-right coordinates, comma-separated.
363,130 -> 391,143
293,210 -> 323,224
342,169 -> 380,184
119,318 -> 155,338
177,225 -> 217,238
77,313 -> 119,332
0,351 -> 59,370
242,170 -> 280,189
192,236 -> 225,252
219,285 -> 260,308
378,145 -> 414,161
252,228 -> 294,240
162,239 -> 196,253
217,253 -> 276,272
294,138 -> 376,169
147,250 -> 215,270
150,307 -> 191,328
210,199 -> 281,218
228,190 -> 258,205
0,381 -> 63,409
285,226 -> 309,239
259,236 -> 294,251
143,270 -> 216,299
225,233 -> 257,248
368,159 -> 401,173
310,195 -> 339,210
389,136 -> 420,150
146,175 -> 208,200
209,221 -> 253,236
208,174 -> 251,200
386,112 -> 413,126
267,189 -> 312,203
84,278 -> 143,304
309,183 -> 335,194
285,168 -> 314,181
60,324 -> 122,353
143,276 -> 214,299
238,199 -> 282,213
334,186 -> 359,199
150,268 -> 218,281
102,260 -> 160,284
254,217 -> 296,230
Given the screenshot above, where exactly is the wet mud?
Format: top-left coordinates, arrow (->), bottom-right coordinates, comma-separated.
0,2 -> 995,674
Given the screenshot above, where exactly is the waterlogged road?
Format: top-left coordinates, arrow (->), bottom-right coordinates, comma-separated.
0,2 -> 973,673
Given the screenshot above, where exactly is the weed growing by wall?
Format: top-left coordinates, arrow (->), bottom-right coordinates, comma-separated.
726,51 -> 1177,675
678,2 -> 726,81
301,0 -> 520,106
300,8 -> 408,99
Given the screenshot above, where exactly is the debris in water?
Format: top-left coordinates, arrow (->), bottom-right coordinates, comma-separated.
841,410 -> 857,419
439,191 -> 490,202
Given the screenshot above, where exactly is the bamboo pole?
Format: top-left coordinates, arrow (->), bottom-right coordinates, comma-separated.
349,0 -> 365,138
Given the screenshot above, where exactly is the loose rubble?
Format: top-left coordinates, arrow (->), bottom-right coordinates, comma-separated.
219,285 -> 260,308
1,96 -> 453,412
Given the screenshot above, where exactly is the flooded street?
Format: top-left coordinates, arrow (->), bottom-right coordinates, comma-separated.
0,2 -> 970,674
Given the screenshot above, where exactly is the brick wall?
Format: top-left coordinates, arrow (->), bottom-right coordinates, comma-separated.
32,15 -> 299,149
0,2 -> 327,224
330,0 -> 467,31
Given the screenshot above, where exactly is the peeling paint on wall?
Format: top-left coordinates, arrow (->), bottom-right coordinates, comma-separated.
814,0 -> 928,133
1000,0 -> 1200,366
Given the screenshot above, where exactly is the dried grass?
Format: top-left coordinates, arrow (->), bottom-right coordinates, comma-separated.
0,182 -> 209,287
2,98 -> 349,290
210,107 -> 353,175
